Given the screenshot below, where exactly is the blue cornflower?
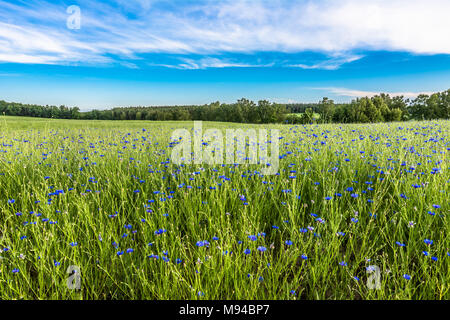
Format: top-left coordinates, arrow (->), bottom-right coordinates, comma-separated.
257,246 -> 267,252
196,240 -> 210,247
403,274 -> 411,280
244,248 -> 251,255
248,235 -> 257,241
285,240 -> 293,246
424,239 -> 433,245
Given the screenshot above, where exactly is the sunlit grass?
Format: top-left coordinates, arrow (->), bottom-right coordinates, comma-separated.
0,116 -> 448,299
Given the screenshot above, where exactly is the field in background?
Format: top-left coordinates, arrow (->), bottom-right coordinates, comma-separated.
0,116 -> 448,299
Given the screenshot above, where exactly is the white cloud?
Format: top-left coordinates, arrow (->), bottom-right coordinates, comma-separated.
0,0 -> 449,67
288,54 -> 364,70
323,87 -> 436,98
152,57 -> 274,70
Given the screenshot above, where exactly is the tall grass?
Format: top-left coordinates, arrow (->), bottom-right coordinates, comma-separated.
0,116 -> 448,299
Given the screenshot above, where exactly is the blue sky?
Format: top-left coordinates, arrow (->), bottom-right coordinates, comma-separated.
0,0 -> 449,110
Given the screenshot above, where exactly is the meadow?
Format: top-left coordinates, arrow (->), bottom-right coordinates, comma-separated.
0,116 -> 448,300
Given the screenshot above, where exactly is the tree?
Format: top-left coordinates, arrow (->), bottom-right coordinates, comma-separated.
318,97 -> 334,123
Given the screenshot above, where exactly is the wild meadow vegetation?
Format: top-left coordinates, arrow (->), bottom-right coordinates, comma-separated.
0,116 -> 448,299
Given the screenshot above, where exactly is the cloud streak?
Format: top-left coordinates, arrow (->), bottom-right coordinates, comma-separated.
322,87 -> 436,98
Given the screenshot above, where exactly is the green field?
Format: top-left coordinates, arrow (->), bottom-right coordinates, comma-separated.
0,116 -> 448,299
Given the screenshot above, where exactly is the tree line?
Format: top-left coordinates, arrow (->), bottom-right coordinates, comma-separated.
286,90 -> 449,124
1,89 -> 448,124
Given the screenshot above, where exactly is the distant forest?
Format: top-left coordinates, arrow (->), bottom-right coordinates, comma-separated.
1,89 -> 448,124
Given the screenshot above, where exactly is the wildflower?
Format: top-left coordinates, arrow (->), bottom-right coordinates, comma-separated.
424,239 -> 433,246
257,246 -> 267,252
196,240 -> 210,247
244,248 -> 251,255
403,274 -> 411,280
285,240 -> 293,246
